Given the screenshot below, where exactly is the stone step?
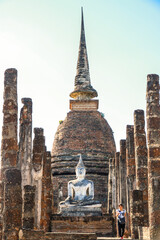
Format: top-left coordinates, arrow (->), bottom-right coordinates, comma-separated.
97,238 -> 133,240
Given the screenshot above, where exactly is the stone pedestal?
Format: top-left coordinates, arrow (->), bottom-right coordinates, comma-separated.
51,214 -> 116,237
60,203 -> 102,217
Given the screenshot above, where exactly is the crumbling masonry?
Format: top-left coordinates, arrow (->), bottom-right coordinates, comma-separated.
0,9 -> 160,240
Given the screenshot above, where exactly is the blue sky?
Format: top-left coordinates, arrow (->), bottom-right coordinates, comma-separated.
0,0 -> 160,151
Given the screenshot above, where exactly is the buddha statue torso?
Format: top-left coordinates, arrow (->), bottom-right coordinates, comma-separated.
68,178 -> 94,202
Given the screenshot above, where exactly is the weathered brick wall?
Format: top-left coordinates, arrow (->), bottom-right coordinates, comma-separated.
134,109 -> 148,227
146,74 -> 160,240
52,110 -> 116,214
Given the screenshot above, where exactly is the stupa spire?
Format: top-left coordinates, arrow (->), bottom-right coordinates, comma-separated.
70,8 -> 98,100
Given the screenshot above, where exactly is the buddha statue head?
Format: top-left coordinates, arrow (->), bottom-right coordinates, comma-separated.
76,154 -> 86,180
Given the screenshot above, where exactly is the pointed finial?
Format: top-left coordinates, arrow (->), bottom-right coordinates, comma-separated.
81,7 -> 84,31
70,8 -> 98,100
76,154 -> 85,169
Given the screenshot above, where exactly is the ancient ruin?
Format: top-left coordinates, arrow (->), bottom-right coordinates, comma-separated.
0,7 -> 159,240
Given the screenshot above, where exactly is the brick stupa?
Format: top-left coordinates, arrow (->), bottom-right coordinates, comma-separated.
51,8 -> 116,216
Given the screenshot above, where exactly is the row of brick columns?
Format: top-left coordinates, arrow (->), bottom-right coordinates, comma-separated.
0,68 -> 160,239
0,69 -> 52,240
108,74 -> 160,240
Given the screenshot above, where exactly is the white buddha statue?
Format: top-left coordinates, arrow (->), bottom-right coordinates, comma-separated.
59,154 -> 102,216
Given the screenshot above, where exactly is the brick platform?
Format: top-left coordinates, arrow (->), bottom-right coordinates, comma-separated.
19,230 -> 97,240
97,238 -> 133,240
46,232 -> 97,240
51,214 -> 116,237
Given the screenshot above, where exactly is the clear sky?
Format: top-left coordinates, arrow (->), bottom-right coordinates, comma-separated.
0,0 -> 160,151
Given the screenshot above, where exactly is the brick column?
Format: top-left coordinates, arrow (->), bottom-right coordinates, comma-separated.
146,74 -> 160,240
126,125 -> 135,236
1,69 -> 22,240
1,68 -> 18,172
40,151 -> 52,231
19,98 -> 32,187
107,158 -> 113,213
32,128 -> 45,229
119,140 -> 127,208
130,190 -> 144,239
112,158 -> 116,210
0,178 -> 2,239
115,152 -> 120,208
32,128 -> 45,172
134,109 -> 149,226
23,185 -> 36,229
126,125 -> 135,213
19,98 -> 33,227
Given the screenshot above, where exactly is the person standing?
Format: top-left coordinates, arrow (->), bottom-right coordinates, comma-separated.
116,203 -> 126,239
